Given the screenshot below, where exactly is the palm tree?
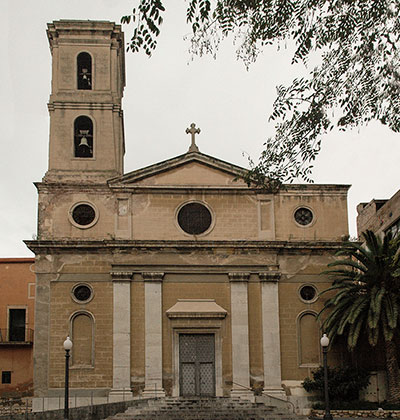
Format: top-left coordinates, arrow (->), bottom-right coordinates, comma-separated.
318,230 -> 400,402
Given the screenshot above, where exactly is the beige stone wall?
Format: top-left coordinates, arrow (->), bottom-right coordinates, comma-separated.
47,260 -> 113,390
38,190 -> 115,240
279,281 -> 330,381
131,193 -> 259,241
48,109 -> 121,174
275,191 -> 349,241
38,186 -> 349,243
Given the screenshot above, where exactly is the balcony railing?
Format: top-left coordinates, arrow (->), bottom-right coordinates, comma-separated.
0,328 -> 34,345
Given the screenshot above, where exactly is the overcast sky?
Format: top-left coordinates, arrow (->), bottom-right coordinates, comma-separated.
1,0 -> 399,257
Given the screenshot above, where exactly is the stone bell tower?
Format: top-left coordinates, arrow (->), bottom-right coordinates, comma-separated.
45,20 -> 125,183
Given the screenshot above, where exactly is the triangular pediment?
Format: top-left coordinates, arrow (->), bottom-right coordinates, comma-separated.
108,152 -> 248,187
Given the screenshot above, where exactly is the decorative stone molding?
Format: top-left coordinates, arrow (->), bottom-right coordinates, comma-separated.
228,272 -> 250,282
110,271 -> 132,282
259,272 -> 281,282
142,272 -> 164,282
166,299 -> 227,319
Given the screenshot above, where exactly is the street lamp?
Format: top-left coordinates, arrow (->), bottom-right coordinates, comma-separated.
63,336 -> 73,420
320,334 -> 333,420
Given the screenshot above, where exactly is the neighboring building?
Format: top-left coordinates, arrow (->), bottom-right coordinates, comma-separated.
25,20 -> 351,410
0,258 -> 35,397
357,189 -> 400,238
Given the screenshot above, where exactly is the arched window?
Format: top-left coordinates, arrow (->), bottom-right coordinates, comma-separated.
298,311 -> 320,366
74,116 -> 93,158
77,52 -> 92,90
71,312 -> 94,366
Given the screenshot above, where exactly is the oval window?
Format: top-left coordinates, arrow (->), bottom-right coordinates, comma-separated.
177,202 -> 212,235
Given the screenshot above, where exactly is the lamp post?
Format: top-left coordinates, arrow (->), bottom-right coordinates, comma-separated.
63,336 -> 73,420
320,334 -> 333,420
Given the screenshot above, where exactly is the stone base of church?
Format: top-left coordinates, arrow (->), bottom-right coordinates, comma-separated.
108,388 -> 134,402
230,388 -> 255,402
142,387 -> 166,398
262,388 -> 287,400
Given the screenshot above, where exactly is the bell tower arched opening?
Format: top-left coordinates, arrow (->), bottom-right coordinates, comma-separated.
74,116 -> 93,158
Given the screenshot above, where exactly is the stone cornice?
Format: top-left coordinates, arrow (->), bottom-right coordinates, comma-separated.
48,102 -> 121,111
228,272 -> 250,282
259,272 -> 281,282
142,272 -> 164,282
24,239 -> 348,254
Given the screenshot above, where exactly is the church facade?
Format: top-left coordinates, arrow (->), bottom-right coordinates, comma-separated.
25,20 -> 350,409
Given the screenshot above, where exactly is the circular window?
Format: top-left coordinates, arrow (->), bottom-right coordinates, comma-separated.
299,284 -> 318,303
294,207 -> 314,226
72,284 -> 93,303
69,202 -> 98,229
177,202 -> 212,235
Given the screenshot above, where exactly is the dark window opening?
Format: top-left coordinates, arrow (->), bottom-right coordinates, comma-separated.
72,204 -> 96,226
77,52 -> 92,90
178,203 -> 212,235
294,208 -> 313,226
2,371 -> 11,384
74,116 -> 93,158
73,284 -> 92,302
9,309 -> 26,342
299,285 -> 317,302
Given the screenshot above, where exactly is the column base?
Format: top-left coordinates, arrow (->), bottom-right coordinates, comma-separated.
142,387 -> 166,398
230,388 -> 255,402
262,388 -> 287,401
108,388 -> 134,402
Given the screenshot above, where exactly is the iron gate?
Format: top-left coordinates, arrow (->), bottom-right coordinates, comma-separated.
179,334 -> 215,396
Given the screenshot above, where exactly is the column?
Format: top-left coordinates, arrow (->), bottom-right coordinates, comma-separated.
110,272 -> 133,400
260,272 -> 286,399
142,272 -> 166,397
229,272 -> 253,400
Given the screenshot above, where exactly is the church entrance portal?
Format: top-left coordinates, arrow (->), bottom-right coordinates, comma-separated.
179,334 -> 215,397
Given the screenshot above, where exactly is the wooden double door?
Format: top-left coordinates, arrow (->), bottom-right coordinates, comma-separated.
179,334 -> 215,397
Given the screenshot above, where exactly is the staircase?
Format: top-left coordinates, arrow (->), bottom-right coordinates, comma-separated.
106,397 -> 303,420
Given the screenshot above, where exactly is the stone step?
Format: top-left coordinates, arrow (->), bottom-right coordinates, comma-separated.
105,397 -> 302,420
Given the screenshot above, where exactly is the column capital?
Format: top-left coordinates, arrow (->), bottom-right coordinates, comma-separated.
228,272 -> 250,282
142,272 -> 164,282
259,272 -> 281,282
111,271 -> 132,282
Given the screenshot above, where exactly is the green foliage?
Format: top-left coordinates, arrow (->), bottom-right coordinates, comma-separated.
319,230 -> 400,349
319,230 -> 400,402
312,400 -> 400,410
303,365 -> 371,402
122,0 -> 400,185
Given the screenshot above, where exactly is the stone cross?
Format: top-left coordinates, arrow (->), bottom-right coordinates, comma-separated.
186,123 -> 200,153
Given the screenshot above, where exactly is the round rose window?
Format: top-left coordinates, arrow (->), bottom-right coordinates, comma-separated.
294,207 -> 313,226
177,202 -> 212,235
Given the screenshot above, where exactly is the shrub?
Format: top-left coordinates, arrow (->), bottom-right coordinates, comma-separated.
302,366 -> 370,402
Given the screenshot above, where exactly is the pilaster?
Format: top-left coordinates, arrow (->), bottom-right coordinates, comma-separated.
109,271 -> 133,400
142,272 -> 166,397
259,272 -> 286,399
229,272 -> 254,401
